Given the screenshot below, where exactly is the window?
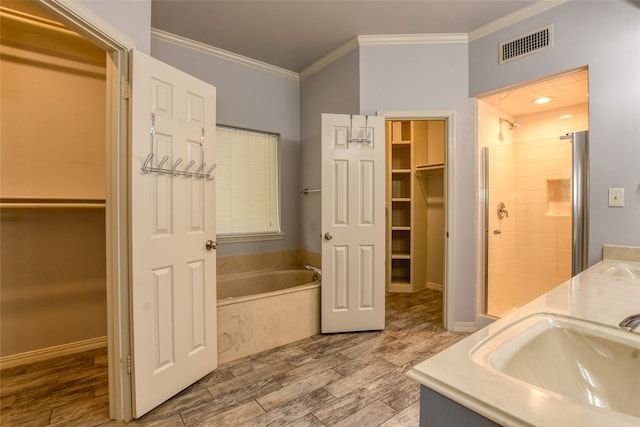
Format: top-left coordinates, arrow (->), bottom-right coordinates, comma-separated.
215,126 -> 280,240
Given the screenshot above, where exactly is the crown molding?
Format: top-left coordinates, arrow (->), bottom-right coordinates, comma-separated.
299,38 -> 359,80
151,28 -> 299,81
358,33 -> 468,46
469,0 -> 568,42
300,33 -> 467,80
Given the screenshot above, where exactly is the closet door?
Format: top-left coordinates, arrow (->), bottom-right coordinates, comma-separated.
130,50 -> 217,418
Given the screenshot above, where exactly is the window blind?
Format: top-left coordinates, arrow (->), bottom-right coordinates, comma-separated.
215,126 -> 280,235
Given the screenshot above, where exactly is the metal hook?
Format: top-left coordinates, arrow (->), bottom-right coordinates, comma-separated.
195,162 -> 206,179
171,158 -> 182,176
206,163 -> 217,180
142,153 -> 153,174
184,160 -> 195,178
157,155 -> 169,174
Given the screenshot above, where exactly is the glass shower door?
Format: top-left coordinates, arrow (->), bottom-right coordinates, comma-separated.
484,133 -> 587,318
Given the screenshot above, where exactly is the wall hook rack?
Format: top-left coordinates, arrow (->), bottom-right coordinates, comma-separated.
142,153 -> 216,180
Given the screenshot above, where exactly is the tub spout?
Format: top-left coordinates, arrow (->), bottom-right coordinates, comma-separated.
304,265 -> 322,281
619,313 -> 640,332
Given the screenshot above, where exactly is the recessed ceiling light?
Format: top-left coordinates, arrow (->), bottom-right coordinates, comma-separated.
559,114 -> 573,119
534,96 -> 552,104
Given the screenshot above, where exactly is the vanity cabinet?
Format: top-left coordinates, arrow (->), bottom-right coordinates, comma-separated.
386,120 -> 445,292
419,386 -> 500,427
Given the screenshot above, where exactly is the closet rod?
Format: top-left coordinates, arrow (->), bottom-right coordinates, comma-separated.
0,199 -> 106,209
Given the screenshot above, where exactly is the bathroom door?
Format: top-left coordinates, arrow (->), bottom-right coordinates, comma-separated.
130,50 -> 218,417
321,114 -> 386,333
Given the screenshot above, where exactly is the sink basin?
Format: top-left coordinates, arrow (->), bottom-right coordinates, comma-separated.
472,314 -> 640,419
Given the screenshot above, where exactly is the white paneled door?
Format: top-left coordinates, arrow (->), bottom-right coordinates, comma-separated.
130,50 -> 217,417
321,114 -> 386,333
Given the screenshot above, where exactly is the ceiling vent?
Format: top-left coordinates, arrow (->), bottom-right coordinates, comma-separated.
500,25 -> 553,64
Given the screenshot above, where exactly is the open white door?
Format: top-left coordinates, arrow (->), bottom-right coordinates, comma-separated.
130,50 -> 217,417
321,114 -> 386,333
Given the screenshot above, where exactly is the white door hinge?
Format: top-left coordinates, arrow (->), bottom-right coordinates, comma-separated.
126,354 -> 131,374
121,80 -> 130,99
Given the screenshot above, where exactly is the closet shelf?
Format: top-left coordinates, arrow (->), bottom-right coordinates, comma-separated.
0,198 -> 106,209
415,163 -> 444,174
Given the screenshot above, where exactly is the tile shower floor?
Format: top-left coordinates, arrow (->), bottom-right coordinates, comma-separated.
1,289 -> 468,426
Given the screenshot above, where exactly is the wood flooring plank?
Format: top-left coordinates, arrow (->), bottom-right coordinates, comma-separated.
331,399 -> 396,427
0,289 -> 473,427
256,369 -> 343,412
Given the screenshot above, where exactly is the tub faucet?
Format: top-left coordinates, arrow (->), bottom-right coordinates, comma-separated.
304,265 -> 322,281
619,313 -> 640,332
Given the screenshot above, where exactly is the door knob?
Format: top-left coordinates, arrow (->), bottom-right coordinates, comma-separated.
324,232 -> 333,241
205,240 -> 217,250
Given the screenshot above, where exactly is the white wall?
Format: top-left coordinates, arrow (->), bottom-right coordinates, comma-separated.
359,42 -> 478,324
151,36 -> 301,257
470,1 -> 640,265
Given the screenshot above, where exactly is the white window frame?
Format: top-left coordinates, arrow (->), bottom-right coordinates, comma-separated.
215,125 -> 283,243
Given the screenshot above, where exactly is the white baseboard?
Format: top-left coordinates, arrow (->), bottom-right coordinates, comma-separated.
0,336 -> 107,370
425,281 -> 443,292
452,322 -> 477,332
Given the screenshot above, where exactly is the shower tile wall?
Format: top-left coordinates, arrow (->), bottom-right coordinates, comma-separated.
513,138 -> 572,306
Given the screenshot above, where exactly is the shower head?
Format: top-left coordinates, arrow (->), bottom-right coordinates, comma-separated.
499,118 -> 520,130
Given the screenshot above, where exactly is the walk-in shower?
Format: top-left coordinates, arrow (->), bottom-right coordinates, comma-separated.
483,131 -> 589,318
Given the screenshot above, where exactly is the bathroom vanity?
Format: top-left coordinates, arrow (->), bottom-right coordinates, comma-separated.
408,246 -> 640,426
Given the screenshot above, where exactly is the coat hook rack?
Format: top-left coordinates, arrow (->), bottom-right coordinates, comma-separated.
143,113 -> 215,180
346,114 -> 372,144
142,153 -> 216,180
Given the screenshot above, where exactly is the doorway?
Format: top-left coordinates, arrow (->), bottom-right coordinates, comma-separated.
477,69 -> 589,319
380,111 -> 454,330
0,1 -> 109,422
1,0 -> 133,421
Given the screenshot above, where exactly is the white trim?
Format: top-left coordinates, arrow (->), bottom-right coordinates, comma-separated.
358,33 -> 468,46
218,232 -> 285,244
426,282 -> 443,292
37,0 -> 135,50
151,28 -> 299,81
34,0 -> 133,421
0,337 -> 107,369
451,322 -> 477,333
378,110 -> 456,332
469,1 -> 567,42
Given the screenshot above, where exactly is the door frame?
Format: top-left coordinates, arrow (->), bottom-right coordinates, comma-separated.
36,0 -> 134,420
378,111 -> 455,331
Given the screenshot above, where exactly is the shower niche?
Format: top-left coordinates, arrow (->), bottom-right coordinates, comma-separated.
546,178 -> 571,216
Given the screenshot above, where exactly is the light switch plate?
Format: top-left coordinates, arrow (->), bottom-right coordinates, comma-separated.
608,188 -> 624,207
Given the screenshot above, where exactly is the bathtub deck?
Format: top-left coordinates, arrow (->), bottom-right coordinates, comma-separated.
1,289 -> 468,426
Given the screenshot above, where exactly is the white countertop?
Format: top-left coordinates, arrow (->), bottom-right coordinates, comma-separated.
408,257 -> 640,426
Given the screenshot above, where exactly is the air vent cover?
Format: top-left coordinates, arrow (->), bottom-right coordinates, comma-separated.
500,25 -> 552,64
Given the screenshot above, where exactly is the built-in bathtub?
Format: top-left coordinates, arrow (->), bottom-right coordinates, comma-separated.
216,268 -> 321,364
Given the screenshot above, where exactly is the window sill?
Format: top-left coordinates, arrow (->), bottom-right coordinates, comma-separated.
217,232 -> 285,244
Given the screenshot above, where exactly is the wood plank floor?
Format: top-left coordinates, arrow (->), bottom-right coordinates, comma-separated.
1,289 -> 468,426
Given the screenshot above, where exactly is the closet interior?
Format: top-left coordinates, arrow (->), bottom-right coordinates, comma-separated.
386,120 -> 445,293
0,2 -> 107,361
